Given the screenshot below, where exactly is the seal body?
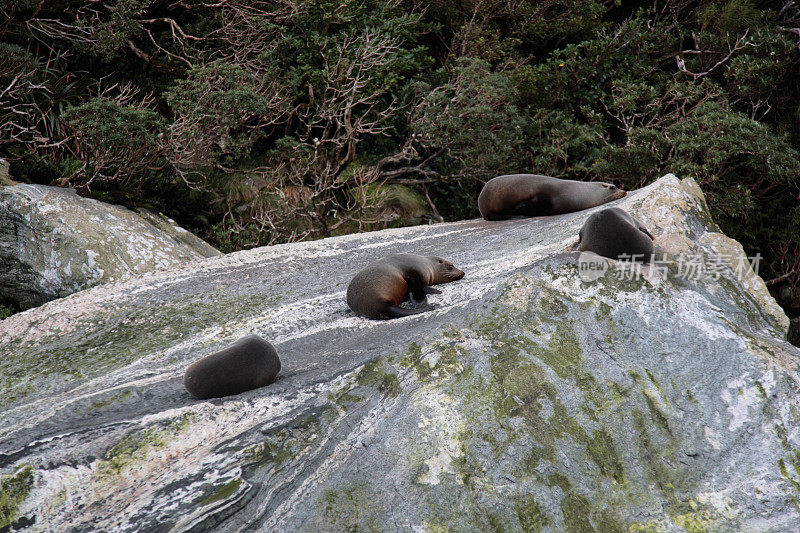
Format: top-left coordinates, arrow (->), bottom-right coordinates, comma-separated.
346,254 -> 465,319
184,335 -> 281,399
478,174 -> 626,221
578,207 -> 655,262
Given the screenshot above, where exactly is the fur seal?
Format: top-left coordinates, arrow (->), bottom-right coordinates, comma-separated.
578,207 -> 655,262
477,174 -> 626,221
346,254 -> 465,319
184,335 -> 281,399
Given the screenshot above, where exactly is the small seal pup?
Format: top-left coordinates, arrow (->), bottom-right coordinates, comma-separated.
184,335 -> 281,399
578,207 -> 655,262
347,254 -> 465,319
478,174 -> 626,220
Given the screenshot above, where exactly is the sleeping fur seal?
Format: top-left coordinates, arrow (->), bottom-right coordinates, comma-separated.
184,335 -> 281,399
478,174 -> 626,221
578,207 -> 655,262
346,254 -> 465,319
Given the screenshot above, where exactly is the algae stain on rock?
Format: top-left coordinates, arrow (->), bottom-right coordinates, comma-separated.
586,429 -> 625,484
245,437 -> 295,469
356,359 -> 401,398
0,465 -> 34,529
669,498 -> 732,533
319,482 -> 382,532
200,478 -> 242,506
87,390 -> 133,411
778,451 -> 800,493
512,494 -> 550,533
400,340 -> 467,384
246,404 -> 341,473
94,412 -> 197,481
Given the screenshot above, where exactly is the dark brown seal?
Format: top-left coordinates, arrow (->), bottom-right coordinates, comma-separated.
183,335 -> 281,399
578,207 -> 655,262
477,174 -> 626,221
346,254 -> 465,319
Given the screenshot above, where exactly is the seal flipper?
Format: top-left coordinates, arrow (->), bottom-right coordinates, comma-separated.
410,294 -> 429,308
383,305 -> 434,318
404,271 -> 429,307
509,196 -> 540,217
400,286 -> 441,302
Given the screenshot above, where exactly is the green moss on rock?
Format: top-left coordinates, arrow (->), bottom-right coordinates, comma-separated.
778,452 -> 800,493
513,494 -> 550,532
95,412 -> 196,479
586,429 -> 625,484
560,491 -> 596,532
200,478 -> 242,506
0,465 -> 34,530
246,438 -> 294,468
357,360 -> 402,398
320,482 -> 381,532
88,390 -> 133,411
669,499 -> 728,532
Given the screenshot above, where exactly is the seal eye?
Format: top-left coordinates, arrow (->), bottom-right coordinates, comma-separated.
438,260 -> 443,264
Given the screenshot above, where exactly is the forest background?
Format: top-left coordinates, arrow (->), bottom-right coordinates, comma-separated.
1,0 -> 799,321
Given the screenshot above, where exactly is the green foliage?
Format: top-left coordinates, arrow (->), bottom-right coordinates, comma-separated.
427,0 -> 607,61
0,304 -> 16,320
62,99 -> 164,151
698,0 -> 758,33
527,110 -> 606,179
667,101 -> 800,189
412,57 -> 527,179
62,98 -> 166,188
90,0 -> 150,58
164,61 -> 284,168
344,183 -> 429,232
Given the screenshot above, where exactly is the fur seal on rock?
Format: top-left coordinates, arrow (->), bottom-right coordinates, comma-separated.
184,335 -> 281,399
478,174 -> 626,221
346,254 -> 465,319
578,207 -> 655,262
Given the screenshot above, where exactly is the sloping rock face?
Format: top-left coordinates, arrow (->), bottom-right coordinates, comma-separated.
0,175 -> 798,532
0,184 -> 220,309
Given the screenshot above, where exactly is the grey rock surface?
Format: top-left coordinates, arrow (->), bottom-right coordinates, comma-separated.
0,159 -> 11,187
0,175 -> 798,532
0,184 -> 220,309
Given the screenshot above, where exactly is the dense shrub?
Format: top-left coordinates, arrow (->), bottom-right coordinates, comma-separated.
62,98 -> 166,190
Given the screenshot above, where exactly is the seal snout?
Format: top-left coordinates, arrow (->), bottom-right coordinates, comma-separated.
613,190 -> 627,200
451,268 -> 465,281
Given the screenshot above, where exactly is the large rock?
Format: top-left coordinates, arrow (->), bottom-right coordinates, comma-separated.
0,175 -> 798,532
0,184 -> 220,309
0,159 -> 12,187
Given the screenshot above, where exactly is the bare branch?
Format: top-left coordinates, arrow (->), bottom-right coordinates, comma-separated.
676,31 -> 757,79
